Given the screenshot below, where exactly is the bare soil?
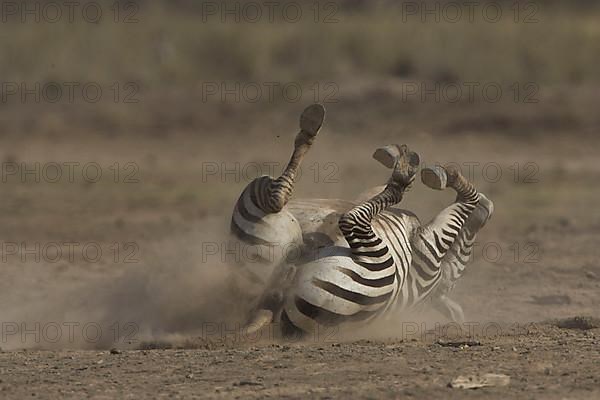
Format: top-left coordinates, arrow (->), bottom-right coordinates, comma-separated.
1,322 -> 599,399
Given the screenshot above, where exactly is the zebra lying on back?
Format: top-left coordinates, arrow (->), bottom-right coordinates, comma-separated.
230,104 -> 493,335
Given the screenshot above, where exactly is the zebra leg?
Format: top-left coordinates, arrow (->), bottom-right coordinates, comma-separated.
338,145 -> 419,311
405,166 -> 481,315
240,103 -> 325,215
439,193 -> 494,277
430,192 -> 494,322
264,103 -> 326,212
338,145 -> 420,280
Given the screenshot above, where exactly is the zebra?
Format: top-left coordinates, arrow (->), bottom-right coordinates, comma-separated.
229,104 -> 493,334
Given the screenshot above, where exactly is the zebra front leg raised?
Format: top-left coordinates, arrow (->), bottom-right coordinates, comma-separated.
400,165 -> 481,321
229,104 -> 325,319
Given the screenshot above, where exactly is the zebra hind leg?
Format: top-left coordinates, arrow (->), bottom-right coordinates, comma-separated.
405,166 -> 481,319
427,172 -> 493,323
412,165 -> 493,323
258,103 -> 326,214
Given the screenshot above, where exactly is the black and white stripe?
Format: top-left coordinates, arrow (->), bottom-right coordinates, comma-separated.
230,175 -> 304,285
396,184 -> 481,314
281,167 -> 485,334
280,166 -> 419,333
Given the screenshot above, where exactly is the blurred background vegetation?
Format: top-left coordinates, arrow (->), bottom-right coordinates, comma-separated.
1,0 -> 599,136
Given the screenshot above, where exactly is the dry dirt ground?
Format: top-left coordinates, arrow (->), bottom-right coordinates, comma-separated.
1,322 -> 599,399
0,100 -> 599,398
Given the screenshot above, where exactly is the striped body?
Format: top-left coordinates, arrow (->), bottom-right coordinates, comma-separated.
283,210 -> 420,333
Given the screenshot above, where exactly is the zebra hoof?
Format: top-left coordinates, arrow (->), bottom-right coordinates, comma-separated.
373,145 -> 400,169
477,193 -> 494,222
421,166 -> 447,190
299,104 -> 325,136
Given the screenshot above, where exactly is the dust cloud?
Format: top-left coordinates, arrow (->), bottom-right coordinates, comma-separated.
0,217 -> 256,350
